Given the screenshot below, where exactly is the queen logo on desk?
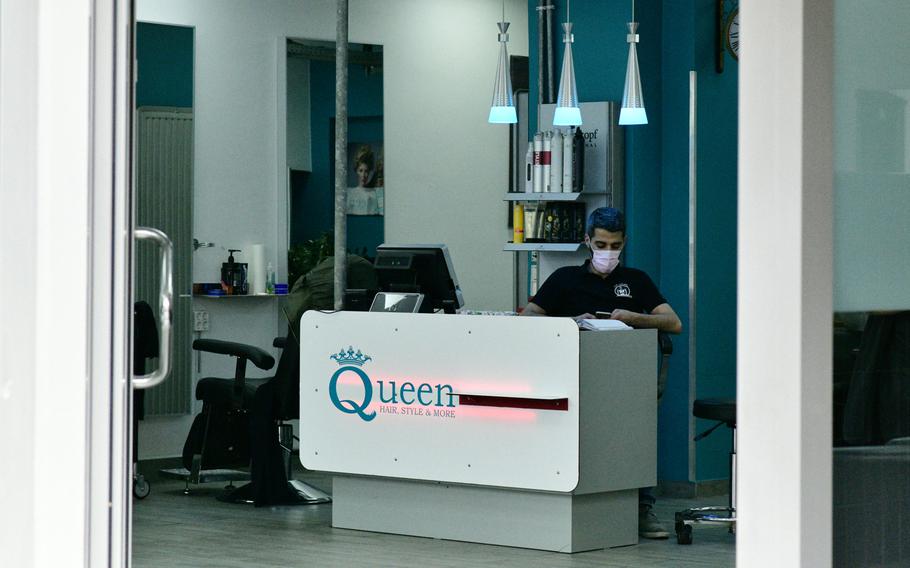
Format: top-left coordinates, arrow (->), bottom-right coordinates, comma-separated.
327,346 -> 457,423
328,347 -> 377,422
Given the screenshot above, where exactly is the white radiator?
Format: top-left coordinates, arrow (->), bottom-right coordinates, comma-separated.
136,107 -> 193,416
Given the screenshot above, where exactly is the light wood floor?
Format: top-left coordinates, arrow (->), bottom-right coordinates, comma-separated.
132,471 -> 735,568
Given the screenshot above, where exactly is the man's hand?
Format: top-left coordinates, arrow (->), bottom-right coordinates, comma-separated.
608,304 -> 682,333
573,313 -> 595,324
609,309 -> 639,326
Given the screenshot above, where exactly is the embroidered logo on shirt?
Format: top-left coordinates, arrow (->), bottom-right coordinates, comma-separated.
614,284 -> 632,298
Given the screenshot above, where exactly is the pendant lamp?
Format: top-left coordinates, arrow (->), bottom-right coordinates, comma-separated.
488,2 -> 516,123
619,1 -> 647,125
553,0 -> 581,126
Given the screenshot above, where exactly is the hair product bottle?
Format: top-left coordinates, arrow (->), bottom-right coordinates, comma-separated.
524,141 -> 533,192
524,203 -> 538,242
512,203 -> 524,243
550,129 -> 563,192
541,132 -> 552,193
575,202 -> 586,241
572,127 -> 585,192
543,204 -> 554,242
562,127 -> 574,192
551,204 -> 562,242
533,133 -> 543,193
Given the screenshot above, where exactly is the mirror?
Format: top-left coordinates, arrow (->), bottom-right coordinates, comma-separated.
285,39 -> 384,285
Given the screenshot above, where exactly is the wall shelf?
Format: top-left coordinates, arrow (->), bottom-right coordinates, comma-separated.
192,293 -> 287,299
503,243 -> 583,252
504,192 -> 607,202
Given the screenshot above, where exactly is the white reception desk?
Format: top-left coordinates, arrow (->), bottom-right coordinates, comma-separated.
299,311 -> 657,553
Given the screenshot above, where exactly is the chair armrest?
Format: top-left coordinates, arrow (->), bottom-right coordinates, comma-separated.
192,339 -> 275,371
658,332 -> 674,356
273,336 -> 287,349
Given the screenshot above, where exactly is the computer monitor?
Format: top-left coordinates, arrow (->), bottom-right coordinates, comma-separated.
373,244 -> 465,314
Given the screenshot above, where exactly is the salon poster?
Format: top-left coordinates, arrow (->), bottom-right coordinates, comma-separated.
346,142 -> 384,216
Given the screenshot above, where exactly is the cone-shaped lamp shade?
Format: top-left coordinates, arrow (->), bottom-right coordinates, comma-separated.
489,21 -> 517,124
554,22 -> 582,126
619,22 -> 647,125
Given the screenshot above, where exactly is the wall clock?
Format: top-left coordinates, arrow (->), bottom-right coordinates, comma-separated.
716,0 -> 739,73
725,7 -> 740,62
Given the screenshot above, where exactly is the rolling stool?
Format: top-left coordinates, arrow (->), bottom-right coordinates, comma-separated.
675,398 -> 736,545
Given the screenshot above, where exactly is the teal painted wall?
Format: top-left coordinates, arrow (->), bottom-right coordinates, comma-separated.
693,0 -> 738,481
658,0 -> 695,484
136,23 -> 194,108
528,0 -> 737,483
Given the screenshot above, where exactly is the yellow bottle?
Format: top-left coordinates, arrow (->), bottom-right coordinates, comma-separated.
513,203 -> 525,243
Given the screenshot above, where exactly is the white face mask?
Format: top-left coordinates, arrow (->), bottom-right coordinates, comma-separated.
591,248 -> 621,274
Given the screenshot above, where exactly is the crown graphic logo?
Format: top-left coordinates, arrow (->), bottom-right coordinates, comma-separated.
330,346 -> 372,367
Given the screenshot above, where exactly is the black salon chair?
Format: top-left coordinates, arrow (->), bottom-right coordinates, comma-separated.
160,339 -> 275,494
132,301 -> 159,499
240,333 -> 331,506
674,398 -> 737,544
657,332 -> 673,400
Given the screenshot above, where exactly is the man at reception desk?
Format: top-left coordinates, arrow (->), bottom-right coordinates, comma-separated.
521,206 -> 682,539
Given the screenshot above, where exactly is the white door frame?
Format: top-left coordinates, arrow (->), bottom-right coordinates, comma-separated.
88,0 -> 135,565
0,0 -> 133,565
738,0 -> 834,565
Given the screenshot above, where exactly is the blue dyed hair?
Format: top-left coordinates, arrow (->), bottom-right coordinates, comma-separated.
585,207 -> 626,238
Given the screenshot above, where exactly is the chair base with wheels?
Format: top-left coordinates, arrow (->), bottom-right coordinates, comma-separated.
160,339 -> 276,495
278,422 -> 331,504
675,398 -> 737,545
215,421 -> 331,505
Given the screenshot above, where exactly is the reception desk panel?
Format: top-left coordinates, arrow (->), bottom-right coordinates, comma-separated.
576,329 -> 658,495
299,311 -> 582,492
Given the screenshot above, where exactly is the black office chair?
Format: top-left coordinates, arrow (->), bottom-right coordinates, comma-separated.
160,339 -> 275,494
674,398 -> 737,544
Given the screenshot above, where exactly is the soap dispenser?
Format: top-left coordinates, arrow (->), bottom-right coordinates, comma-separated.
220,249 -> 248,295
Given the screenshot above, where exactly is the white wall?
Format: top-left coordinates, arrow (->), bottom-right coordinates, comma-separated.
136,0 -> 528,458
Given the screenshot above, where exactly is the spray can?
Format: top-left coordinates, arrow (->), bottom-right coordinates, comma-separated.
532,133 -> 543,193
572,127 -> 585,192
550,129 -> 563,193
512,203 -> 525,243
524,142 -> 534,192
563,127 -> 574,192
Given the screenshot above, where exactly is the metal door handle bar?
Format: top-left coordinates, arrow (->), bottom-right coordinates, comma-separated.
133,227 -> 174,389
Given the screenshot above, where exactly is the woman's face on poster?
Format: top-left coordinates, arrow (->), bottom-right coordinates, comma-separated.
356,162 -> 372,187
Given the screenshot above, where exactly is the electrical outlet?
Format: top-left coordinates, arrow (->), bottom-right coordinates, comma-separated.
193,310 -> 209,332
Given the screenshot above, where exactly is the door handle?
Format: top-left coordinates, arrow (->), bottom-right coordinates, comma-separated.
133,227 -> 174,389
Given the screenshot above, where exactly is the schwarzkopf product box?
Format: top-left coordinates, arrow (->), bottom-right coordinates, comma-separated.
540,101 -> 625,209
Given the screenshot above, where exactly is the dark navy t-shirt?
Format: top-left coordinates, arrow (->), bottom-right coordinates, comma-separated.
531,261 -> 667,317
